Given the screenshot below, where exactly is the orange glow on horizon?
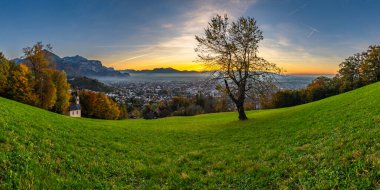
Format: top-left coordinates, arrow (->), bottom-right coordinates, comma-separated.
108,61 -> 338,74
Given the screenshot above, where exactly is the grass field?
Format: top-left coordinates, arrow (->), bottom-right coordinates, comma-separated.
1,82 -> 380,189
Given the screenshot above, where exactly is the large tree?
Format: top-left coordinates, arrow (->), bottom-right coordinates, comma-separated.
195,15 -> 280,120
23,42 -> 55,107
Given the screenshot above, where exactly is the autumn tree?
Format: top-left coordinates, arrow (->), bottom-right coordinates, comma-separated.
195,15 -> 280,120
94,93 -> 120,120
305,76 -> 338,101
23,42 -> 53,77
79,90 -> 98,118
7,64 -> 37,105
40,70 -> 57,109
23,42 -> 55,108
52,70 -> 71,113
20,42 -> 71,112
79,90 -> 121,120
0,53 -> 11,95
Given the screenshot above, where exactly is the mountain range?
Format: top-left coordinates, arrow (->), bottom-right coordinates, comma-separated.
120,67 -> 202,74
15,50 -> 129,78
14,51 -> 204,78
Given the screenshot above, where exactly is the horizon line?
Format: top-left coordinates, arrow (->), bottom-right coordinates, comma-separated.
117,67 -> 337,75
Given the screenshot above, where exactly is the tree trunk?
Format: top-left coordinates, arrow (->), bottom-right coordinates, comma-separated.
236,102 -> 248,120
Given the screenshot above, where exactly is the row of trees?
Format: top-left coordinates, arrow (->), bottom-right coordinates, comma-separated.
0,43 -> 70,113
262,45 -> 380,108
126,94 -> 235,119
261,76 -> 337,108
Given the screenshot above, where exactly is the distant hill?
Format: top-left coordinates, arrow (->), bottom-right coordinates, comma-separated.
67,76 -> 114,92
120,67 -> 202,74
14,50 -> 129,78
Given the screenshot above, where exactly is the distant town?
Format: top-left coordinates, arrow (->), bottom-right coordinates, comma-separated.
106,78 -> 220,104
98,73 -> 326,106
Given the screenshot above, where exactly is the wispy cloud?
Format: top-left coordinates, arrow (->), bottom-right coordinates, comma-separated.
117,53 -> 151,63
288,3 -> 308,16
95,45 -> 153,48
161,23 -> 174,29
303,24 -> 320,38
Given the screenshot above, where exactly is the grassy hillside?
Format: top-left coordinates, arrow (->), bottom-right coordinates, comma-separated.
1,83 -> 380,189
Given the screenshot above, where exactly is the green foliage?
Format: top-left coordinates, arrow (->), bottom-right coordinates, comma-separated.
1,82 -> 380,188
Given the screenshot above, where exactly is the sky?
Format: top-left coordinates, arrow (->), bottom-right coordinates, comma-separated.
0,0 -> 380,74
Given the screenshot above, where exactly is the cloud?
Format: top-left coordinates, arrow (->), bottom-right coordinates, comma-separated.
303,24 -> 320,38
95,45 -> 153,48
161,23 -> 174,29
117,53 -> 151,63
154,0 -> 257,57
111,0 -> 257,69
288,3 -> 308,16
179,0 -> 256,34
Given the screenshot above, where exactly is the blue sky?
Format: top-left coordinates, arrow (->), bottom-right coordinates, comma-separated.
0,0 -> 379,73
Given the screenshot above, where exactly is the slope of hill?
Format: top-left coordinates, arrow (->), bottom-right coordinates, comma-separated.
1,83 -> 380,189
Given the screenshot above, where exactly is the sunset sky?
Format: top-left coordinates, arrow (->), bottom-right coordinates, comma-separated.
1,0 -> 380,74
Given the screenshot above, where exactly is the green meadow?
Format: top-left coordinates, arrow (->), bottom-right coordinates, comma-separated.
1,82 -> 380,189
